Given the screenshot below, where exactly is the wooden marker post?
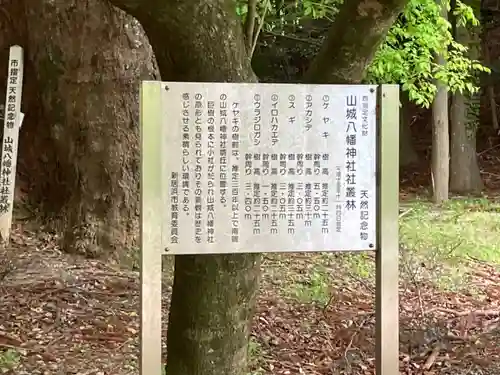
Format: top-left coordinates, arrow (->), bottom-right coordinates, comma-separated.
0,45 -> 24,243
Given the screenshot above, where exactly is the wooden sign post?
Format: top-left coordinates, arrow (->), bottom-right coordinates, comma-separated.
140,82 -> 399,375
0,45 -> 24,244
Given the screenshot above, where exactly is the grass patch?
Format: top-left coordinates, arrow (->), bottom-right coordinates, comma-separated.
274,196 -> 500,301
248,337 -> 265,374
399,196 -> 500,289
0,349 -> 21,373
289,265 -> 331,304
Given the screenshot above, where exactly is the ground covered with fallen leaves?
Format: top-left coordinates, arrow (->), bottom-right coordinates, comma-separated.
1,154 -> 500,374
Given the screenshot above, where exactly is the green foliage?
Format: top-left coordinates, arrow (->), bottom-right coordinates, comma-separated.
290,265 -> 331,304
236,0 -> 489,108
236,0 -> 342,33
0,349 -> 21,372
365,0 -> 489,107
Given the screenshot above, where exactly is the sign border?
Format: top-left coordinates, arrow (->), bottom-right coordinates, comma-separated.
140,82 -> 400,375
140,81 -> 163,375
375,84 -> 400,375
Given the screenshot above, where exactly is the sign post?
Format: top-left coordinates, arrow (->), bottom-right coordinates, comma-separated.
140,82 -> 399,375
0,45 -> 24,244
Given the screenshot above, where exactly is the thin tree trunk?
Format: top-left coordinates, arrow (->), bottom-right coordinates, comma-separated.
400,90 -> 418,166
432,0 -> 449,203
450,24 -> 484,193
481,0 -> 500,131
24,0 -> 158,257
450,93 -> 483,192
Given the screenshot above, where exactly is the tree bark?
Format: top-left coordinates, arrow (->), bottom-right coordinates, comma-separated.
303,0 -> 407,84
106,1 -> 261,375
399,90 -> 418,166
431,0 -> 449,203
450,25 -> 484,193
106,0 -> 408,374
450,93 -> 484,192
24,0 -> 158,257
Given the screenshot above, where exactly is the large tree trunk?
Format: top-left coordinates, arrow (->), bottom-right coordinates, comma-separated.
431,0 -> 450,203
450,25 -> 484,193
107,0 -> 407,374
109,1 -> 261,375
303,0 -> 407,83
24,0 -> 158,257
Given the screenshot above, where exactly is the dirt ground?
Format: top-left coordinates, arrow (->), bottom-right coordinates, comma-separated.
0,149 -> 499,375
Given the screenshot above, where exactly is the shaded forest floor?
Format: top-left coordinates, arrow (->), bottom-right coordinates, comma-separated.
1,153 -> 500,374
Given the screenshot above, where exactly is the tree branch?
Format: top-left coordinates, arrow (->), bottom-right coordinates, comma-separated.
244,0 -> 257,52
303,0 -> 407,84
249,0 -> 269,58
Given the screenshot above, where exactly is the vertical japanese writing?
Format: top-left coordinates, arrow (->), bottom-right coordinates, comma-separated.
345,94 -> 358,214
279,183 -> 286,221
362,95 -> 369,136
0,53 -> 21,216
305,182 -> 312,219
305,94 -> 313,131
4,58 -> 19,130
270,94 -> 279,145
296,183 -> 304,220
296,153 -> 303,176
314,153 -> 320,175
305,153 -> 312,176
287,183 -> 295,234
163,83 -> 377,253
288,95 -> 296,131
231,100 -> 240,243
321,95 -> 330,141
181,93 -> 191,215
219,94 -> 228,206
253,182 -> 261,234
0,138 -> 13,213
360,190 -> 369,241
253,94 -> 261,146
335,166 -> 342,233
321,183 -> 329,234
5,67 -> 19,129
244,182 -> 252,224
262,153 -> 270,176
262,183 -> 270,219
313,183 -> 321,219
279,153 -> 286,176
170,172 -> 179,244
207,100 -> 216,244
270,183 -> 278,234
194,93 -> 204,243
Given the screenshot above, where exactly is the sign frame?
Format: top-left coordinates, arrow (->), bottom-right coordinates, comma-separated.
139,82 -> 399,375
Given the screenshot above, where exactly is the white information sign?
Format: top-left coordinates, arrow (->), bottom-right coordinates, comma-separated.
0,45 -> 24,242
156,82 -> 377,254
140,83 -> 400,375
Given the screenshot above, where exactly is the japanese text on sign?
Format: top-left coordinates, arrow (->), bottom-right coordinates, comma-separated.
158,82 -> 377,254
1,46 -> 23,217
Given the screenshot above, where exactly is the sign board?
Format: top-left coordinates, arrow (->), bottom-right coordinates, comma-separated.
140,82 -> 400,375
0,45 -> 24,243
159,82 -> 377,254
